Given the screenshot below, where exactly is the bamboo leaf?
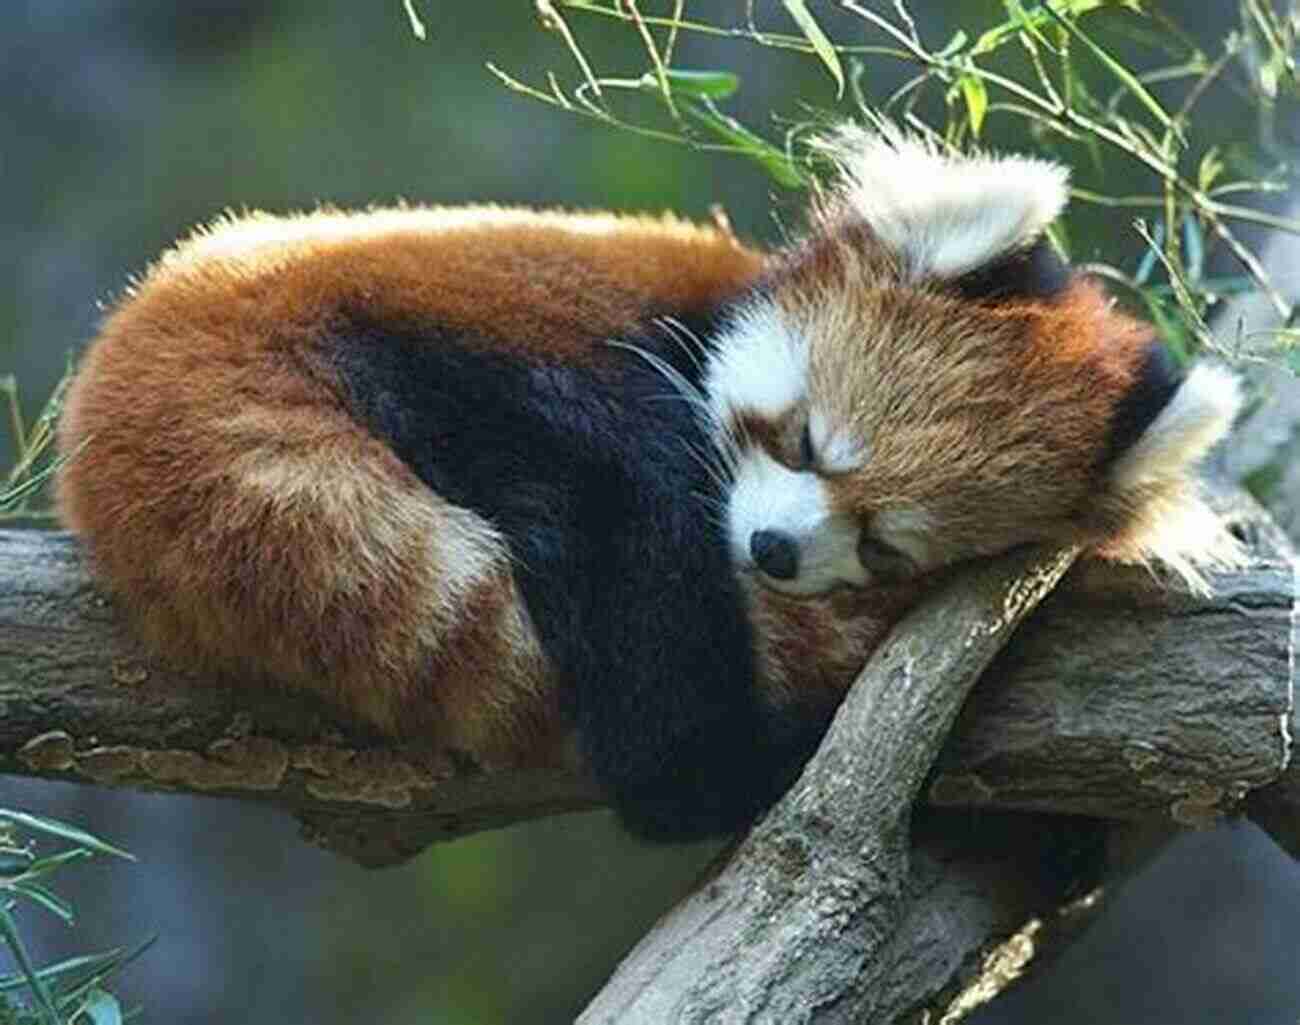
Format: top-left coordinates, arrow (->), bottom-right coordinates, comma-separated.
680,99 -> 808,188
0,904 -> 61,1020
402,0 -> 427,40
0,949 -> 127,994
936,30 -> 968,58
1134,219 -> 1165,285
23,849 -> 93,881
959,70 -> 989,136
640,69 -> 740,99
0,811 -> 134,862
1197,146 -> 1226,193
1182,213 -> 1205,282
974,0 -> 1119,57
782,0 -> 844,97
10,881 -> 75,926
1044,2 -> 1183,144
79,988 -> 123,1025
58,938 -> 157,1006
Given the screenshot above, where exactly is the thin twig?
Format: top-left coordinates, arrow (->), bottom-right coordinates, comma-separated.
623,0 -> 677,121
536,0 -> 605,100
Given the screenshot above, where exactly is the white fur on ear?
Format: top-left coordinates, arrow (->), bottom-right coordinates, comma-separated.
1106,362 -> 1245,592
1110,363 -> 1242,493
816,122 -> 1070,280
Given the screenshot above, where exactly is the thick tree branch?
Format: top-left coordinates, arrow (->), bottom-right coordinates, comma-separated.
579,545 -> 1079,1024
1,486 -> 1293,1023
934,488 -> 1296,831
1,485 -> 1294,869
577,500 -> 1295,1023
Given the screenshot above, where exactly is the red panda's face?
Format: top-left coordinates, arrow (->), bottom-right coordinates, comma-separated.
706,123 -> 1241,597
709,280 -> 1110,596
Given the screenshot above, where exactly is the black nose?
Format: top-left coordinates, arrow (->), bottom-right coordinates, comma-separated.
750,530 -> 799,580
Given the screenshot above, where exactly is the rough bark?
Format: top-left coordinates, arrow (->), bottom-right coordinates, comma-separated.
576,515 -> 1295,1024
3,514 -> 1294,1021
1,480 -> 1295,1023
577,546 -> 1076,1024
933,489 -> 1296,831
1208,226 -> 1300,863
1,488 -> 1294,869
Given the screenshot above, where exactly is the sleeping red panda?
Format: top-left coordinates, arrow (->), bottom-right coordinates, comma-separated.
56,124 -> 1241,841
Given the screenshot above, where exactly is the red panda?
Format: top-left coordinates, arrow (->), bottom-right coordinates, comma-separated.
56,125 -> 1240,841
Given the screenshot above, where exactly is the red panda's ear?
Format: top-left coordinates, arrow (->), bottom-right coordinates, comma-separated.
1096,348 -> 1243,588
814,121 -> 1069,284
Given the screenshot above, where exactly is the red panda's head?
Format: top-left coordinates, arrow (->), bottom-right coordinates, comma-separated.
706,123 -> 1241,597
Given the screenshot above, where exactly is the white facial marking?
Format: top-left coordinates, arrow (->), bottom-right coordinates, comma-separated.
704,299 -> 807,428
808,407 -> 868,474
818,121 -> 1069,280
727,450 -> 865,595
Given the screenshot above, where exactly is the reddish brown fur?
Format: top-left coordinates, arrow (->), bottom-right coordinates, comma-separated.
736,409 -> 806,470
56,197 -> 1210,790
744,578 -> 919,712
57,207 -> 768,755
771,223 -> 1160,567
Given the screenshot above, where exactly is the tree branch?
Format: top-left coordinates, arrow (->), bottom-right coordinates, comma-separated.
577,496 -> 1295,1023
1,485 -> 1293,870
1,484 -> 1293,1022
579,544 -> 1080,1023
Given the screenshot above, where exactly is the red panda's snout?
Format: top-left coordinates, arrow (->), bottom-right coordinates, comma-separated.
726,449 -> 870,594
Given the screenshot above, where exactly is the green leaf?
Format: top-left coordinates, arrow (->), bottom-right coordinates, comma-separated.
402,0 -> 427,41
0,906 -> 60,1021
1043,3 -> 1183,144
56,938 -> 156,1006
958,71 -> 989,137
782,0 -> 844,97
973,0 -> 1108,56
0,812 -> 134,862
0,950 -> 127,995
640,69 -> 740,100
1197,147 -> 1226,193
1140,295 -> 1190,364
680,99 -> 808,188
78,989 -> 122,1025
0,854 -> 32,880
9,882 -> 74,927
23,850 -> 93,882
1147,274 -> 1256,299
1134,220 -> 1165,285
936,29 -> 968,59
0,459 -> 63,514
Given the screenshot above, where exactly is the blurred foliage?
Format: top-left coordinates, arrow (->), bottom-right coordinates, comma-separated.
0,373 -> 70,522
0,810 -> 146,1025
492,0 -> 1300,368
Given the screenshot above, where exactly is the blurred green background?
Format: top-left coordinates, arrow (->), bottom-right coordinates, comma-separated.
4,3 -> 1300,1023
